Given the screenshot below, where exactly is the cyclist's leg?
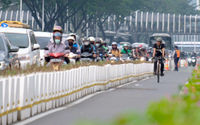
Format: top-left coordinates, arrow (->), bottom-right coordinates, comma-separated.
161,60 -> 164,76
154,60 -> 157,75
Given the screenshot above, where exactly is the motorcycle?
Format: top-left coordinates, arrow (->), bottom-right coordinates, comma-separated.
80,52 -> 93,62
96,53 -> 107,62
120,54 -> 131,61
48,53 -> 65,70
191,57 -> 197,67
109,54 -> 119,63
68,52 -> 78,64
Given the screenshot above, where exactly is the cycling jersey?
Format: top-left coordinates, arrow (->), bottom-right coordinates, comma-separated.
153,43 -> 165,57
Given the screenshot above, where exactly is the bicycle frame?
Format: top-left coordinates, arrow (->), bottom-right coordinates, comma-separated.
155,57 -> 163,83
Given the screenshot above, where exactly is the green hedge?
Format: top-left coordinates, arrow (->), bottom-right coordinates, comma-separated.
0,61 -> 149,77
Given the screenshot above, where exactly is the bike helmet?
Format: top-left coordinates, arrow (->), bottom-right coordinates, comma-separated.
156,37 -> 162,43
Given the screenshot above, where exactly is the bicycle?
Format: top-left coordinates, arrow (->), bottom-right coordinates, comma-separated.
154,56 -> 163,83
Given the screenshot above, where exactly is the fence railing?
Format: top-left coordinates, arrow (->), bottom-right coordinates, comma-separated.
0,63 -> 153,125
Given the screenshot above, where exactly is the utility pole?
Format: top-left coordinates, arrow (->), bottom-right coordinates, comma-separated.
42,0 -> 45,31
20,0 -> 23,22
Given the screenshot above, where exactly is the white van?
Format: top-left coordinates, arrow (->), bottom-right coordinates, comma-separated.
34,31 -> 52,65
0,25 -> 40,67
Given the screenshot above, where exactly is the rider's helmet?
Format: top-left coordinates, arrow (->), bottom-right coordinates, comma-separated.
82,37 -> 90,46
112,42 -> 118,49
69,33 -> 77,41
123,44 -> 129,49
53,26 -> 63,33
67,36 -> 75,46
88,36 -> 95,45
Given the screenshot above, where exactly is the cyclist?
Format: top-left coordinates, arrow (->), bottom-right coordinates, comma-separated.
153,37 -> 165,76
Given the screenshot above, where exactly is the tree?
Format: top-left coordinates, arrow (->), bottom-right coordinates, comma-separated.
23,0 -> 88,31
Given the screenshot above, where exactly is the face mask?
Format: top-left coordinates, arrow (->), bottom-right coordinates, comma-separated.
69,42 -> 73,46
55,39 -> 61,44
96,44 -> 100,47
112,45 -> 117,49
84,42 -> 90,46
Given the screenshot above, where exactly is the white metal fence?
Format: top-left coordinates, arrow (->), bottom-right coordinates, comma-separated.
0,63 -> 153,125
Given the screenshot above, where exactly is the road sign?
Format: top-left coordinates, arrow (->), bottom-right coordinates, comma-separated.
0,23 -> 8,28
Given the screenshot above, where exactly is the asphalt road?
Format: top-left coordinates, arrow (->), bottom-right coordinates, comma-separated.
25,67 -> 192,125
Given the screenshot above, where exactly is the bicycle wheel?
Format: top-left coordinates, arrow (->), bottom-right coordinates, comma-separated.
157,62 -> 160,83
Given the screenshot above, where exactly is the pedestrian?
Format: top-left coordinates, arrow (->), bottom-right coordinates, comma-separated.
173,46 -> 180,71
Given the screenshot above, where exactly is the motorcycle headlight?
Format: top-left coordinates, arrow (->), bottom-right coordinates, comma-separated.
140,57 -> 145,61
192,59 -> 196,62
0,61 -> 6,70
188,58 -> 192,62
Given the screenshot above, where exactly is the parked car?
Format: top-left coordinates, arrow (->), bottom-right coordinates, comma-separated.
0,33 -> 20,70
0,21 -> 40,68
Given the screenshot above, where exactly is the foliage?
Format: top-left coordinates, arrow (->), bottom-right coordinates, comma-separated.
1,0 -> 196,34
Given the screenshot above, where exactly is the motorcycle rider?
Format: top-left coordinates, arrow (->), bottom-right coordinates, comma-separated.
101,39 -> 109,53
95,38 -> 108,60
109,42 -> 121,58
132,47 -> 142,60
69,33 -> 79,49
45,26 -> 70,64
66,36 -> 81,61
88,36 -> 96,46
121,44 -> 132,56
153,37 -> 165,76
80,37 -> 96,59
